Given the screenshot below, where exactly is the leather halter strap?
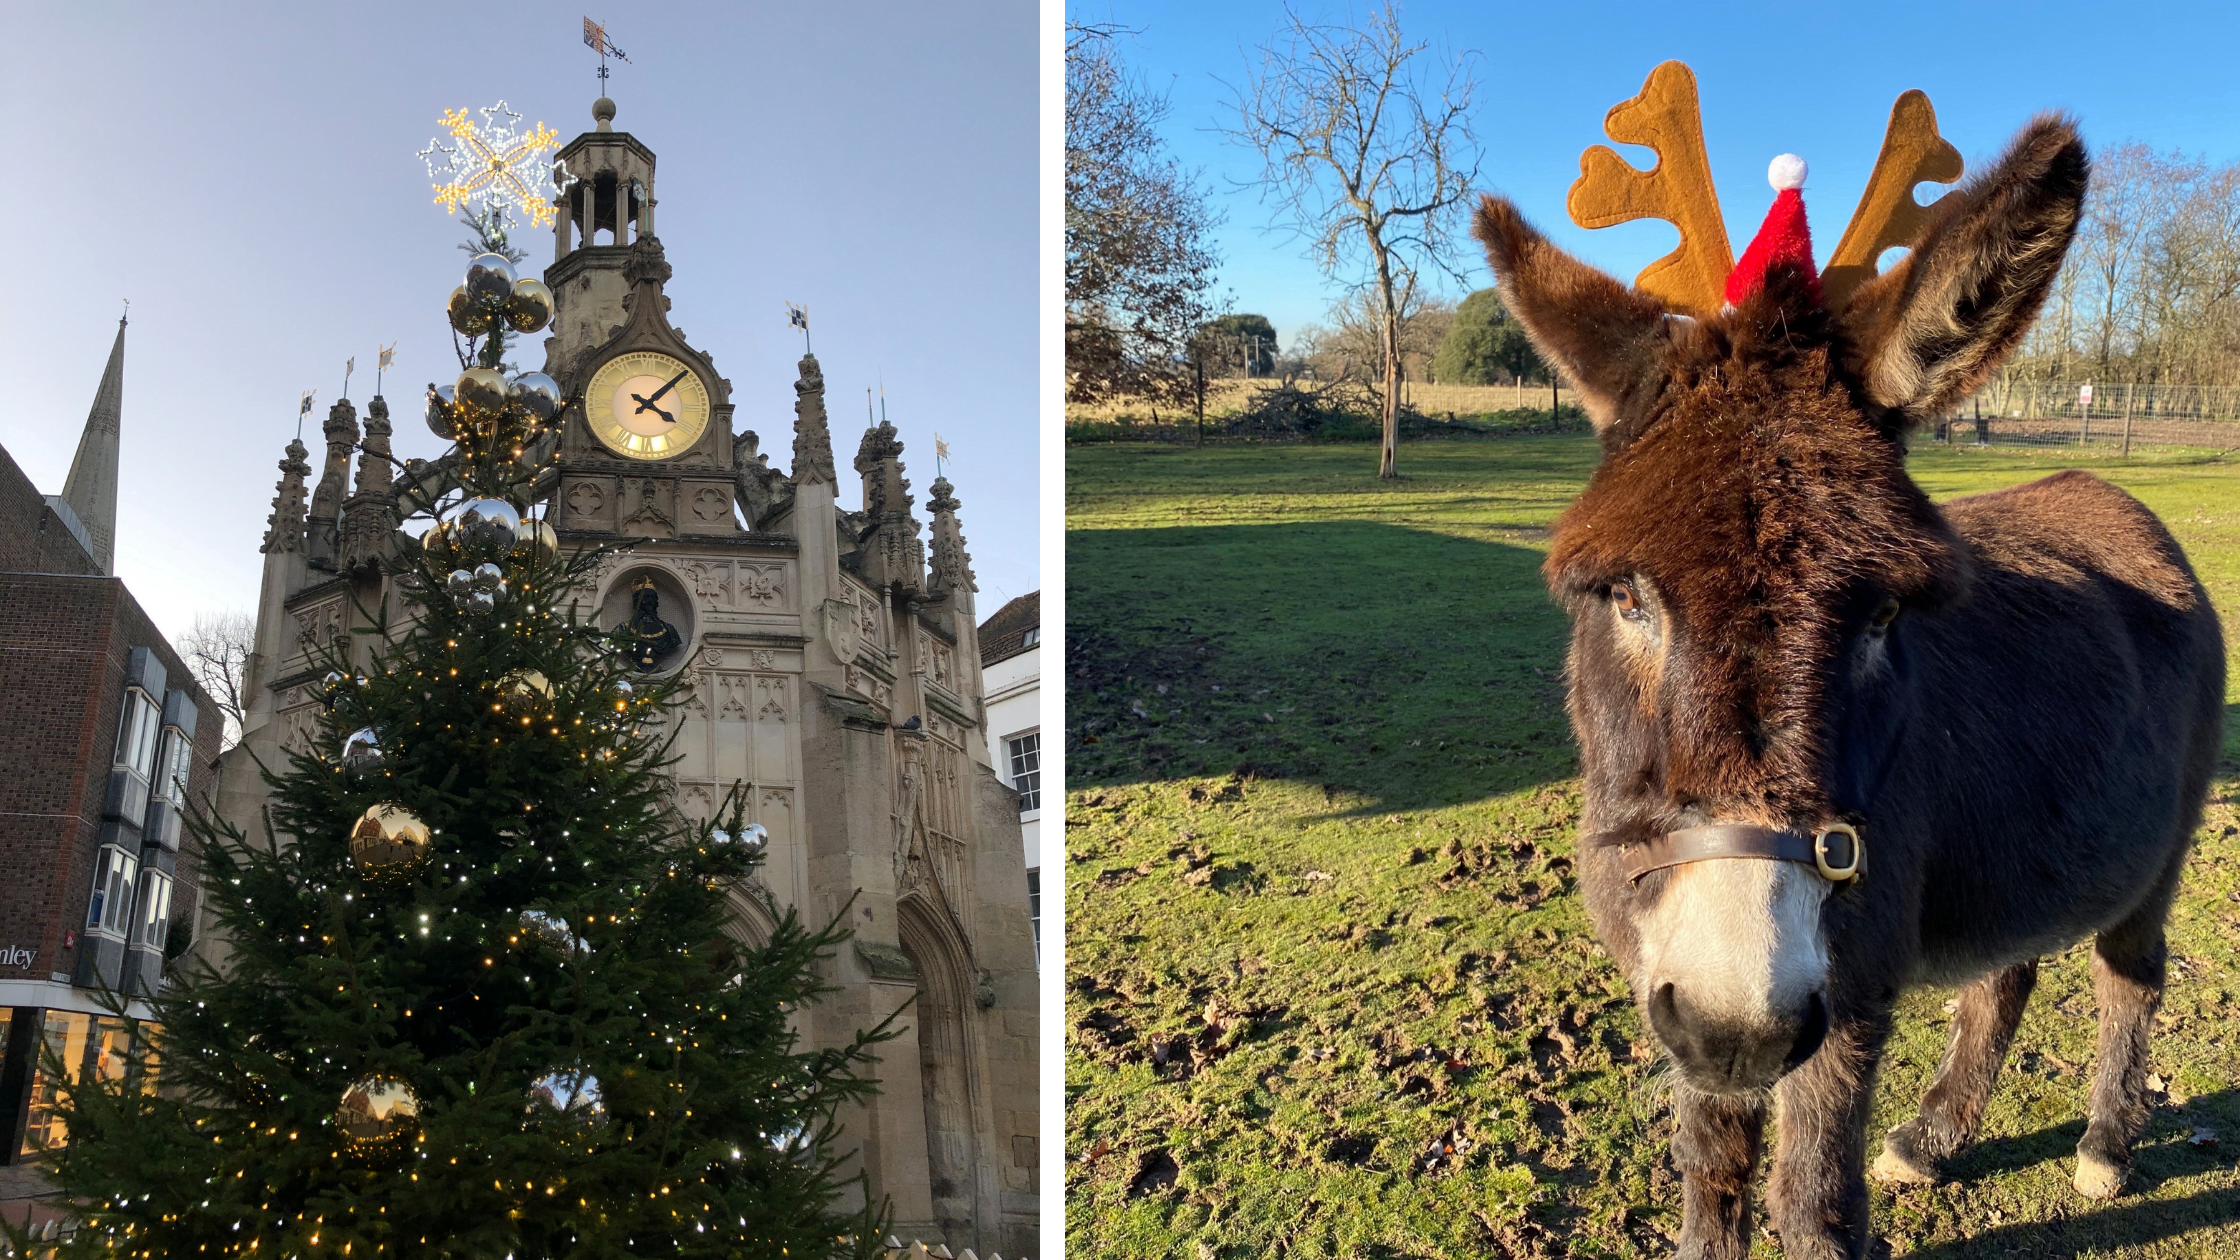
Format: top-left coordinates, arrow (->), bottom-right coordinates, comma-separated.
1615,822 -> 1862,884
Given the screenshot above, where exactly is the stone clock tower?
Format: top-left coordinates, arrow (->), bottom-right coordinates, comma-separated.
215,97 -> 1040,1258
542,95 -> 743,537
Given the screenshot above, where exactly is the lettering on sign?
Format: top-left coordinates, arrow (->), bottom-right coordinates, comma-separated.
1,945 -> 36,968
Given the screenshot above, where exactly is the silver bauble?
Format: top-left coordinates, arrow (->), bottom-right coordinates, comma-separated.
446,569 -> 476,596
455,366 -> 509,413
505,279 -> 554,333
452,498 -> 521,552
466,590 -> 497,614
509,371 -> 563,420
518,908 -> 585,954
472,562 -> 506,590
464,252 -> 517,305
425,384 -> 458,439
610,678 -> 635,712
735,822 -> 769,857
337,1076 -> 420,1154
526,1070 -> 605,1125
340,727 -> 386,779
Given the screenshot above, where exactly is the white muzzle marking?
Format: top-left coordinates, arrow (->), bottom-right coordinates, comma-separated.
1642,853 -> 1831,1026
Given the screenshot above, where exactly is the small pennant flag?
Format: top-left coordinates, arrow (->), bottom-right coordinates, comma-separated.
378,343 -> 396,371
787,302 -> 808,332
347,356 -> 356,376
300,390 -> 317,416
935,434 -> 951,462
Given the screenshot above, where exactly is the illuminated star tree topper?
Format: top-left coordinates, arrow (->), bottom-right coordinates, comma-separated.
419,101 -> 577,230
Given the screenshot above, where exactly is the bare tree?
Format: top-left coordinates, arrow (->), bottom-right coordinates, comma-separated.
179,610 -> 254,750
1225,2 -> 1480,477
1066,23 -> 1225,407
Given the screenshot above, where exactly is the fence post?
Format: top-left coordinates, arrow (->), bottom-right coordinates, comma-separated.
2121,382 -> 2134,458
1975,398 -> 1988,446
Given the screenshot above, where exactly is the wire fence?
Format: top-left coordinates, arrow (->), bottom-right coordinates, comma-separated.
1944,379 -> 2240,452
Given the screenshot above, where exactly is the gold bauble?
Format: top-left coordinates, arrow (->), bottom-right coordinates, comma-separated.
349,804 -> 433,879
505,278 -> 554,333
447,285 -> 492,336
499,669 -> 552,715
512,518 -> 559,564
336,1076 -> 420,1155
455,366 -> 509,413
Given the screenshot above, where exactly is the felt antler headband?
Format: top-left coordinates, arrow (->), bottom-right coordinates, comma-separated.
1566,61 -> 1964,314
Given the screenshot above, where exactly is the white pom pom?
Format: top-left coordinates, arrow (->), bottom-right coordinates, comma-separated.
1768,154 -> 1808,191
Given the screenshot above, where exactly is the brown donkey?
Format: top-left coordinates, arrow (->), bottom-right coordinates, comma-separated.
1474,115 -> 2225,1257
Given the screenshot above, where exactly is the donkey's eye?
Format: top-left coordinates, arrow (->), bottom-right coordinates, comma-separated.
1610,583 -> 1648,622
1869,597 -> 1901,634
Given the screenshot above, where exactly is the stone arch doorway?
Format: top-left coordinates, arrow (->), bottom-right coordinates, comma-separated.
896,892 -> 978,1247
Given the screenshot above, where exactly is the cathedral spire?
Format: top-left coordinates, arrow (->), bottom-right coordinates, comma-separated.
261,437 -> 312,554
60,314 -> 126,573
339,395 -> 398,571
790,353 -> 836,486
926,476 -> 976,599
304,397 -> 359,571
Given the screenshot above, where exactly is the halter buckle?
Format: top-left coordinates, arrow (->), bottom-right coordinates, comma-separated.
1813,822 -> 1862,882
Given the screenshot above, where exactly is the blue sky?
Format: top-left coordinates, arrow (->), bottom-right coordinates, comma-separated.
1070,0 -> 2240,349
2,2 -> 1036,638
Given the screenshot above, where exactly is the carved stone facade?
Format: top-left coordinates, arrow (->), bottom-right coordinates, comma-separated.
212,100 -> 1036,1259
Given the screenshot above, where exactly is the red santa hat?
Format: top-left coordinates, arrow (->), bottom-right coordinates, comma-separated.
1723,153 -> 1818,310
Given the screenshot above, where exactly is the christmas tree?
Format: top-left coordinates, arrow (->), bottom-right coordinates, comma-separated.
31,161 -> 895,1259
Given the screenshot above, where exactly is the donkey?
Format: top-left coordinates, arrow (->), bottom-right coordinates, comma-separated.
1473,116 -> 2225,1258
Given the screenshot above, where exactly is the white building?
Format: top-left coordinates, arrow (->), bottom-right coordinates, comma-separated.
978,592 -> 1040,960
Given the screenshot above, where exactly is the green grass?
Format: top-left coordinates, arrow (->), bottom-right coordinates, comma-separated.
1065,437 -> 2240,1258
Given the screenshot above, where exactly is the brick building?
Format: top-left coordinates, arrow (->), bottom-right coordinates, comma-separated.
0,317 -> 223,1167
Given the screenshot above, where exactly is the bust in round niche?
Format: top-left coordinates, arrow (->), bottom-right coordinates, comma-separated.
604,570 -> 693,672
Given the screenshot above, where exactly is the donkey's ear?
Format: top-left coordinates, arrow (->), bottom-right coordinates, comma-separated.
1838,116 -> 2087,426
1472,195 -> 1675,436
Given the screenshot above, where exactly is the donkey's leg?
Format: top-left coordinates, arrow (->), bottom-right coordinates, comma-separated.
2075,909 -> 2170,1200
1671,1089 -> 1765,1260
1766,1011 -> 1891,1260
1872,958 -> 2039,1183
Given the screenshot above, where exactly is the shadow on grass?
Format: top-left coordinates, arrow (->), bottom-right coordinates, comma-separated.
1065,519 -> 1576,812
1901,1088 -> 2240,1258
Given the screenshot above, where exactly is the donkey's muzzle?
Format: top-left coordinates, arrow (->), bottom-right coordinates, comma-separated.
1648,983 -> 1829,1092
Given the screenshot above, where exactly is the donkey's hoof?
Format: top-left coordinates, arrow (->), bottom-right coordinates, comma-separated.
2074,1151 -> 2128,1200
1872,1144 -> 1938,1185
1871,1124 -> 1940,1185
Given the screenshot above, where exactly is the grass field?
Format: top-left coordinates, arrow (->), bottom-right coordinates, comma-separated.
1064,436 -> 2240,1258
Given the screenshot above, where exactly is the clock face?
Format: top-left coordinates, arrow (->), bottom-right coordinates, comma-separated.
585,351 -> 711,460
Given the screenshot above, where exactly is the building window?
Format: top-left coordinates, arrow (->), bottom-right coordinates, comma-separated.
133,869 -> 173,951
1005,732 -> 1040,814
155,726 -> 193,808
1021,626 -> 1040,647
1027,869 -> 1040,966
87,844 -> 139,936
19,1013 -> 156,1160
109,687 -> 161,822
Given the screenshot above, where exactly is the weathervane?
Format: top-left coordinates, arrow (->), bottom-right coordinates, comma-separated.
377,343 -> 397,395
298,390 -> 317,441
418,102 -> 575,230
935,433 -> 950,479
343,357 -> 355,401
584,16 -> 630,92
787,302 -> 810,354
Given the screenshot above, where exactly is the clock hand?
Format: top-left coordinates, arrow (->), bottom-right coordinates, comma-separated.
630,394 -> 677,424
639,369 -> 690,407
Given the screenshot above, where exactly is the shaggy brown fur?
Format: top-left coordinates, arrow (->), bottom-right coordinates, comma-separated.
1472,117 -> 2225,1259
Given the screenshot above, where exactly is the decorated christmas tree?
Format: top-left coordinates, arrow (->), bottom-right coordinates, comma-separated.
32,106 -> 894,1260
